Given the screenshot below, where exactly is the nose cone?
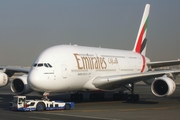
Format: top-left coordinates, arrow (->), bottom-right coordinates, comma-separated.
28,69 -> 45,92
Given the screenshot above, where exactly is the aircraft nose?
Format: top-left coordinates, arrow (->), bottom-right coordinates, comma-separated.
28,70 -> 44,92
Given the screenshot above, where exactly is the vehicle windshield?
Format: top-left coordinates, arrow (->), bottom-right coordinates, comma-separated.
18,98 -> 26,103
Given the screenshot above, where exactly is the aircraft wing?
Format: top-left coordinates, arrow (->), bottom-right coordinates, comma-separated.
92,70 -> 180,90
0,66 -> 30,77
147,60 -> 180,68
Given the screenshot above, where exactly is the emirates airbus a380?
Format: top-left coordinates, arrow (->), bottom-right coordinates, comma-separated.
1,4 -> 180,101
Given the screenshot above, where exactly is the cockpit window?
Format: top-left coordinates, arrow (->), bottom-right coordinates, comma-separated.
44,63 -> 48,68
33,63 -> 52,68
37,63 -> 43,67
47,63 -> 52,68
33,63 -> 37,67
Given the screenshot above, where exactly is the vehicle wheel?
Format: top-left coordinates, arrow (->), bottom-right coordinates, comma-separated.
65,104 -> 71,110
36,102 -> 45,111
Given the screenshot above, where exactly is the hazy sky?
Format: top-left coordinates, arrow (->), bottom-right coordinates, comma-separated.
0,0 -> 180,66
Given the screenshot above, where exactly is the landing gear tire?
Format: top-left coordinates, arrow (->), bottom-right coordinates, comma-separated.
70,93 -> 83,101
124,83 -> 140,102
113,92 -> 128,101
134,94 -> 139,102
126,94 -> 139,102
89,93 -> 104,101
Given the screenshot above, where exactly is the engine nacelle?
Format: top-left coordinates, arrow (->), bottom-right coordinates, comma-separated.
143,78 -> 155,85
0,72 -> 9,87
10,74 -> 33,95
151,76 -> 176,97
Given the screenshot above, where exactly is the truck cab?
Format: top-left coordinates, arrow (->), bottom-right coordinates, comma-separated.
10,96 -> 27,110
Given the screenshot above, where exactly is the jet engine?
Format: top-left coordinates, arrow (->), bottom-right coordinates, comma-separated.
10,74 -> 33,95
151,76 -> 176,97
143,78 -> 154,85
0,72 -> 9,87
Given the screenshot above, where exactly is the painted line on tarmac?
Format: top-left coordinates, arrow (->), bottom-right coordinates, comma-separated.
117,106 -> 180,112
28,116 -> 50,120
35,112 -> 120,120
75,101 -> 122,106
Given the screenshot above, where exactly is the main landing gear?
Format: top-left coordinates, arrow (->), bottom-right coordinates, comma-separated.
70,83 -> 139,102
70,93 -> 83,101
113,83 -> 139,102
70,92 -> 105,101
89,93 -> 104,101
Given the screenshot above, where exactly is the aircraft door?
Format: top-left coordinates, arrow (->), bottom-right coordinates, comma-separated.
61,64 -> 68,78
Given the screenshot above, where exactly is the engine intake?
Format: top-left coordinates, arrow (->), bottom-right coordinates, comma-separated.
151,76 -> 176,97
0,72 -> 9,87
10,74 -> 33,95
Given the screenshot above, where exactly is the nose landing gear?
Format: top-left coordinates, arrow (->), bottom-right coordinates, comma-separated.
42,92 -> 50,101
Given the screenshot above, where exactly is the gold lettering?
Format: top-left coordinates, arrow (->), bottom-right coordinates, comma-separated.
91,57 -> 95,69
73,53 -> 83,69
81,56 -> 89,69
73,53 -> 107,70
108,58 -> 118,65
94,57 -> 99,69
101,58 -> 107,69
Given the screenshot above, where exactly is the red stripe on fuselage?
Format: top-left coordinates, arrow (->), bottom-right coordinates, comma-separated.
140,54 -> 146,73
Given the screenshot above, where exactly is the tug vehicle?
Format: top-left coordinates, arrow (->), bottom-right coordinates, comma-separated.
10,96 -> 74,111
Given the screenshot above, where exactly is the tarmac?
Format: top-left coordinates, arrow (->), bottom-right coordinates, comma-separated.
1,77 -> 180,120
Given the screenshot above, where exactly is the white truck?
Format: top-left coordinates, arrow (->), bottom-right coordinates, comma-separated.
10,96 -> 74,111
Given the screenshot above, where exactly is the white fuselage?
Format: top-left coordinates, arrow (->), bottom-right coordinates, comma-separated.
27,45 -> 149,93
